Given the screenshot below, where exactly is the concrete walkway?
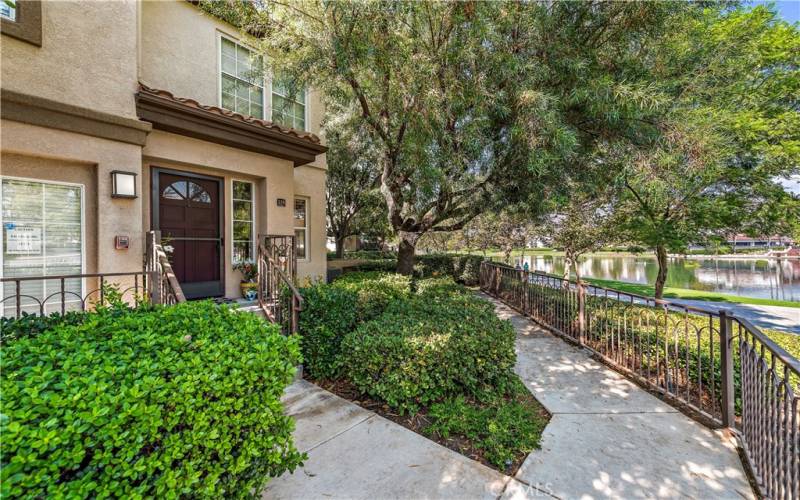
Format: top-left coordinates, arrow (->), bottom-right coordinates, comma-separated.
262,379 -> 514,499
669,298 -> 799,334
263,297 -> 755,499
488,294 -> 755,499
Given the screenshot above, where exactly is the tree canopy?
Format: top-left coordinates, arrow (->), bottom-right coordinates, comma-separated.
205,0 -> 800,285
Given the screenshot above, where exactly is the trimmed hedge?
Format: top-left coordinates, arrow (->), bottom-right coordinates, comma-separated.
299,273 -> 515,413
349,259 -> 396,273
415,276 -> 473,297
413,254 -> 484,286
298,272 -> 411,378
328,250 -> 398,261
347,254 -> 485,286
1,301 -> 303,498
296,284 -> 359,379
339,291 -> 516,413
331,272 -> 411,322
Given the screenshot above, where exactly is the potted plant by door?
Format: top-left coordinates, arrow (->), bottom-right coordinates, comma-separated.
234,261 -> 258,301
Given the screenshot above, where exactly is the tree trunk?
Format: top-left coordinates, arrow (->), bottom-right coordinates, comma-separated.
335,235 -> 346,259
654,245 -> 668,299
396,231 -> 419,275
572,256 -> 581,282
563,248 -> 576,282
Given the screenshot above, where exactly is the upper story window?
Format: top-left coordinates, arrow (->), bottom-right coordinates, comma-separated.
220,36 -> 264,120
1,2 -> 16,21
272,81 -> 306,131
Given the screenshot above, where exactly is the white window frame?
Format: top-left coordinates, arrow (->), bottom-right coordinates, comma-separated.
0,2 -> 15,21
0,176 -> 86,307
231,179 -> 256,265
294,196 -> 309,262
269,83 -> 309,132
217,32 -> 266,120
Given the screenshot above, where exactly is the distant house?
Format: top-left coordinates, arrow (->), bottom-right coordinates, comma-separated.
727,234 -> 794,249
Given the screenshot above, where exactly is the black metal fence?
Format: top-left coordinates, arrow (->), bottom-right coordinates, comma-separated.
480,261 -> 798,499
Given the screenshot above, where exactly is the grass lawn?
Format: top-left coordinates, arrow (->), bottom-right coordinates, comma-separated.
584,277 -> 800,309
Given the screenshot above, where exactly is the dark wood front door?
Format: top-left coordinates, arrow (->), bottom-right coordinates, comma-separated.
152,168 -> 224,299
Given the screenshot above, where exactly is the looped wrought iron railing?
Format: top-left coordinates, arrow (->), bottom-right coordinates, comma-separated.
480,261 -> 798,499
257,240 -> 302,335
1,271 -> 149,318
1,231 -> 185,318
260,234 -> 297,283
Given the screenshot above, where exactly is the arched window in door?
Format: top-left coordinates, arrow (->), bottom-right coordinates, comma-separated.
162,181 -> 211,204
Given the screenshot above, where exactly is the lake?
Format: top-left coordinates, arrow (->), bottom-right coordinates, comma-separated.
497,254 -> 800,302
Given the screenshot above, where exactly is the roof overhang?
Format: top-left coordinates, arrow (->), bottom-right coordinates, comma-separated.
135,86 -> 326,167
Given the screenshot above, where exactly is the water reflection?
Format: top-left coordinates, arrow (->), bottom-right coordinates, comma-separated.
499,255 -> 800,302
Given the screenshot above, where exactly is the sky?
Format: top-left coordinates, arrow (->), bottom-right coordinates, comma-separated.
749,1 -> 800,24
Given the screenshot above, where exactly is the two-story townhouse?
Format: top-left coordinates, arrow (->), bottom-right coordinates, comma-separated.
0,0 -> 327,312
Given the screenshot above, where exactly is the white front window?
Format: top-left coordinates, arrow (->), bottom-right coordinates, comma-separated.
294,198 -> 307,260
220,36 -> 264,119
1,178 -> 83,314
232,180 -> 254,264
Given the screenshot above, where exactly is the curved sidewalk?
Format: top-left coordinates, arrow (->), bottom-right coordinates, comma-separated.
264,296 -> 755,499
486,294 -> 755,499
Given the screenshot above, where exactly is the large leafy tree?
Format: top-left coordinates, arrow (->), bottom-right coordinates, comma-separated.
461,210 -> 537,263
546,189 -> 617,281
611,5 -> 800,298
324,109 -> 388,258
228,1 -> 579,274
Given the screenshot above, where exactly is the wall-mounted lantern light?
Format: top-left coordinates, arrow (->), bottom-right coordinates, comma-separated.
277,198 -> 286,207
111,171 -> 137,198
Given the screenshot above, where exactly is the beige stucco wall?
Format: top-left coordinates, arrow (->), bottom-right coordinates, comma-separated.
0,1 -> 139,119
0,120 -> 144,275
294,165 -> 328,282
139,0 -> 327,169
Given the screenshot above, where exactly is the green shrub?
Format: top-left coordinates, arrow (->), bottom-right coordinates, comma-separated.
0,310 -> 88,342
351,259 -> 397,273
346,250 -> 398,260
415,276 -> 471,297
455,255 -> 483,286
332,272 -> 411,322
415,254 -> 484,285
297,272 -> 410,379
340,292 -> 516,413
424,378 -> 548,468
1,301 -> 303,498
297,284 -> 359,379
347,254 -> 484,284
